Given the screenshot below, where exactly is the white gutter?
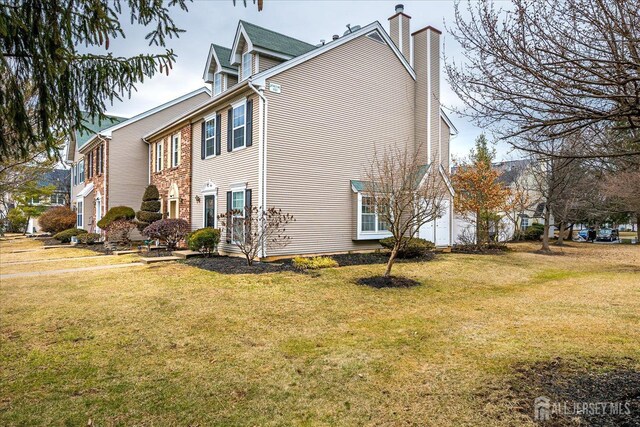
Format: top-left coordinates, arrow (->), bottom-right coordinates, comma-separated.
248,79 -> 268,259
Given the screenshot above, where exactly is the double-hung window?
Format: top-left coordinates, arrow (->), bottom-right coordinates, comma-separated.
171,134 -> 180,167
242,52 -> 252,80
78,160 -> 85,184
213,73 -> 222,95
232,102 -> 246,150
231,190 -> 245,243
87,152 -> 93,179
96,144 -> 103,175
76,200 -> 83,228
204,117 -> 216,157
521,217 -> 529,230
50,193 -> 65,205
156,142 -> 163,172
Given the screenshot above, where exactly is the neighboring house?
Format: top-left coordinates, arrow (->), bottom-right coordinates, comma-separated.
452,159 -> 555,242
67,89 -> 210,233
26,169 -> 71,233
143,4 -> 457,259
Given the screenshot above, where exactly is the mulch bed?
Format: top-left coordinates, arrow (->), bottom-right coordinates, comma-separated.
356,275 -> 421,288
329,252 -> 434,266
184,256 -> 295,275
504,357 -> 640,426
451,244 -> 509,255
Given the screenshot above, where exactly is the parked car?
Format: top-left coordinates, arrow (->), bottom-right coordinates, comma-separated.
596,228 -> 619,242
577,229 -> 588,240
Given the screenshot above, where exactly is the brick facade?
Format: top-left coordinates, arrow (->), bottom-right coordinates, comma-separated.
82,141 -> 107,232
150,124 -> 192,223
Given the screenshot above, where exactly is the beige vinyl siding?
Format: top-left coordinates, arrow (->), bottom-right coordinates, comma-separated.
389,17 -> 399,50
400,15 -> 410,60
108,92 -> 209,212
258,55 -> 282,73
413,30 -> 429,163
227,74 -> 238,89
190,91 -> 259,255
265,33 -> 415,256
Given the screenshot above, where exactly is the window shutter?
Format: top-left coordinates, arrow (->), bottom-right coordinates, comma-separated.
227,108 -> 233,152
246,100 -> 253,147
215,113 -> 222,156
226,191 -> 232,243
201,121 -> 205,160
245,189 -> 252,209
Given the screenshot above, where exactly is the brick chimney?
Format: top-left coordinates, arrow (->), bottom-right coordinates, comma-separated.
412,26 -> 442,164
388,4 -> 411,61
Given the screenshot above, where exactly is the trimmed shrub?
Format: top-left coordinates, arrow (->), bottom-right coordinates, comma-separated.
143,219 -> 190,250
524,223 -> 545,241
54,227 -> 87,243
77,232 -> 101,244
97,206 -> 135,230
105,219 -> 136,244
136,185 -> 162,232
38,206 -> 77,234
380,237 -> 435,258
6,209 -> 27,233
188,227 -> 220,256
292,256 -> 339,270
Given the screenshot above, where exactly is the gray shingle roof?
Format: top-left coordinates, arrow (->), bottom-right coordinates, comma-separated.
76,112 -> 128,149
240,20 -> 316,57
212,44 -> 234,70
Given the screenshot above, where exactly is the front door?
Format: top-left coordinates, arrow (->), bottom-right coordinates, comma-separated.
95,198 -> 102,232
204,195 -> 216,228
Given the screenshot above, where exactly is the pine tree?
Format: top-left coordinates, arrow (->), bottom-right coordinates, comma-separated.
0,0 -> 188,161
136,185 -> 162,232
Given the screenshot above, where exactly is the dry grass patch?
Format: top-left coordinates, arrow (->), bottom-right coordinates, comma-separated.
0,241 -> 638,425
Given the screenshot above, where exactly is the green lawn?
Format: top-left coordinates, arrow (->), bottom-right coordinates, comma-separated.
1,238 -> 638,426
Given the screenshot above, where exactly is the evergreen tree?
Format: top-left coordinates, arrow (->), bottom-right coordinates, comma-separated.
136,185 -> 162,232
0,0 -> 188,161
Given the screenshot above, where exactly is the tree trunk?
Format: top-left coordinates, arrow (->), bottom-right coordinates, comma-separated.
541,209 -> 551,252
568,223 -> 574,242
246,254 -> 253,266
636,214 -> 640,242
555,222 -> 566,246
384,246 -> 399,277
475,209 -> 481,247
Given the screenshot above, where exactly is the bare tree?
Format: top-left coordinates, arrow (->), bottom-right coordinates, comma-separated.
363,144 -> 448,277
218,206 -> 295,266
446,0 -> 640,159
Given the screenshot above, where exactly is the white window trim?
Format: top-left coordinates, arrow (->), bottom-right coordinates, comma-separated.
156,141 -> 164,172
204,116 -> 216,159
242,52 -> 252,81
231,99 -> 247,151
171,133 -> 180,168
76,197 -> 84,229
213,73 -> 222,95
355,192 -> 393,240
231,189 -> 245,244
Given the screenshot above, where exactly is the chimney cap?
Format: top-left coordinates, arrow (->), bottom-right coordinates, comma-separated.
395,4 -> 404,13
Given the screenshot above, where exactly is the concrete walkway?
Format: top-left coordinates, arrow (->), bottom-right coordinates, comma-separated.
0,262 -> 144,280
1,254 -> 114,265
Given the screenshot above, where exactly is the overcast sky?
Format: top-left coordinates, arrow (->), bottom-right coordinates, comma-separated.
104,0 -> 515,160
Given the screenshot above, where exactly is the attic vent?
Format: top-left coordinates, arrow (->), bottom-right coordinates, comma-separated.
366,30 -> 385,45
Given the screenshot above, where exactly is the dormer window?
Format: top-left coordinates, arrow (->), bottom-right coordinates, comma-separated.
242,52 -> 252,80
213,73 -> 222,95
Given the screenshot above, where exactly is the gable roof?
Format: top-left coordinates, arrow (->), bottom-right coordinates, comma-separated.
251,22 -> 416,84
230,20 -> 317,64
202,44 -> 237,83
241,20 -> 316,57
213,44 -> 234,70
76,113 -> 128,150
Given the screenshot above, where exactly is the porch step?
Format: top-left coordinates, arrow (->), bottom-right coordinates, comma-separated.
139,256 -> 181,264
113,250 -> 140,256
171,250 -> 201,259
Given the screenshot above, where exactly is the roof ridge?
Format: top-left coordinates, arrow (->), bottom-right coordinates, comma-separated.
239,20 -> 315,48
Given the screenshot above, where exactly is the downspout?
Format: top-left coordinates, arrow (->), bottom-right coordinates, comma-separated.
248,79 -> 268,259
142,137 -> 151,185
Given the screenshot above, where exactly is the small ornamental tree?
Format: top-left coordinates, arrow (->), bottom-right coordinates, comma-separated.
38,206 -> 77,234
136,185 -> 162,232
142,218 -> 190,250
97,206 -> 135,230
217,206 -> 295,266
452,135 -> 510,246
363,143 -> 448,278
187,227 -> 221,257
